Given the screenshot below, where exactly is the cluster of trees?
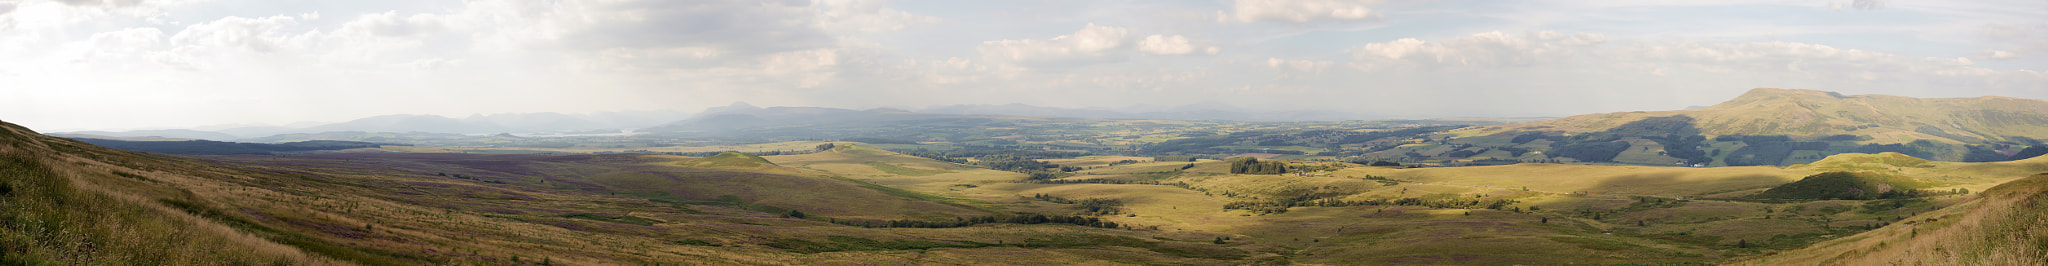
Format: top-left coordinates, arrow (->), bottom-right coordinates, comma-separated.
1153,155 -> 1199,162
828,213 -> 1123,229
1548,141 -> 1632,162
1966,144 -> 2048,162
1227,157 -> 1288,174
1511,132 -> 1549,144
974,155 -> 1065,172
1032,194 -> 1124,216
2014,146 -> 2048,161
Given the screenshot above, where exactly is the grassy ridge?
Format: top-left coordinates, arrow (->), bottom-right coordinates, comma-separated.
0,121 -> 315,265
1751,172 -> 1938,200
1738,174 -> 2048,264
1463,88 -> 2048,143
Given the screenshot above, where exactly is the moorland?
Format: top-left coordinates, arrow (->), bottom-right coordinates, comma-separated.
6,88 -> 2047,265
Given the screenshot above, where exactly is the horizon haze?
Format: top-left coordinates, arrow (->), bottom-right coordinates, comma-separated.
5,0 -> 2046,131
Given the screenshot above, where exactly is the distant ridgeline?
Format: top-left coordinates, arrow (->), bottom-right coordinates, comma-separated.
1387,88 -> 2048,166
64,138 -> 392,155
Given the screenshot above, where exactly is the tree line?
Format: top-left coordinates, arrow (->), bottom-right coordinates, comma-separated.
1227,157 -> 1288,174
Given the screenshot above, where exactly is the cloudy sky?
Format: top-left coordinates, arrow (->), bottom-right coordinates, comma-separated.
2,0 -> 2044,131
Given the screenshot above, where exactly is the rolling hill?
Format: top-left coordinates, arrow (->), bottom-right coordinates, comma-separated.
1398,88 -> 2048,165
1737,173 -> 2048,265
1461,88 -> 2048,143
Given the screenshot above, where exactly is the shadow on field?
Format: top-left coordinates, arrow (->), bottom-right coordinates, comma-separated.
1587,173 -> 1787,196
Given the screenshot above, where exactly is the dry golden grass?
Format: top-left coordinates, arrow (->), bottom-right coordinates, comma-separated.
0,126 -> 331,265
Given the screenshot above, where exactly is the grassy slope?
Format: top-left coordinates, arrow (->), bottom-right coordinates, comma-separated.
0,120 -> 328,265
1454,88 -> 2048,144
1736,173 -> 2048,265
1792,152 -> 2048,192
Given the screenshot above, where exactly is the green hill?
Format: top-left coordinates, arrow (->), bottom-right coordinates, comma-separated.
1467,88 -> 2048,143
1738,173 -> 2048,265
1428,88 -> 2048,164
1749,171 -> 1936,200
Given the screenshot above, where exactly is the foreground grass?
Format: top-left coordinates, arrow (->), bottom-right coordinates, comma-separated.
0,123 -> 320,265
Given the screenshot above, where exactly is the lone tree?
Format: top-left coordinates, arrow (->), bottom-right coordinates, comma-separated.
1213,237 -> 1226,244
1737,239 -> 1749,248
786,210 -> 808,219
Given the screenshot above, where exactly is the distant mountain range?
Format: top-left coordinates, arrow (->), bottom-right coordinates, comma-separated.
54,110 -> 694,141
50,101 -> 1406,142
51,129 -> 242,141
644,102 -> 977,136
915,102 -> 1381,121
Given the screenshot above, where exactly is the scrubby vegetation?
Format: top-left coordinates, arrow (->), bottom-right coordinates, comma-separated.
1750,172 -> 1948,200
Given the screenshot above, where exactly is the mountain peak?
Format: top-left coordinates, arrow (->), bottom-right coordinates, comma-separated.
702,101 -> 764,114
1723,88 -> 1845,104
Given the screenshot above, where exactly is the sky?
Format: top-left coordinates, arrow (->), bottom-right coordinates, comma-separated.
1,0 -> 2044,131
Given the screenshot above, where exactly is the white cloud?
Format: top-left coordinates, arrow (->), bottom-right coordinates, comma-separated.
1349,31 -> 1605,71
1137,34 -> 1220,55
1981,50 -> 2022,59
977,23 -> 1130,67
1977,23 -> 2047,60
813,0 -> 940,33
339,11 -> 446,38
82,27 -> 161,56
1265,58 -> 1332,74
168,15 -> 307,53
1218,0 -> 1381,24
1828,0 -> 1884,11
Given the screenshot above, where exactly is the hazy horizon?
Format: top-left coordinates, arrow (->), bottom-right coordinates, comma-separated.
5,0 -> 2045,131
